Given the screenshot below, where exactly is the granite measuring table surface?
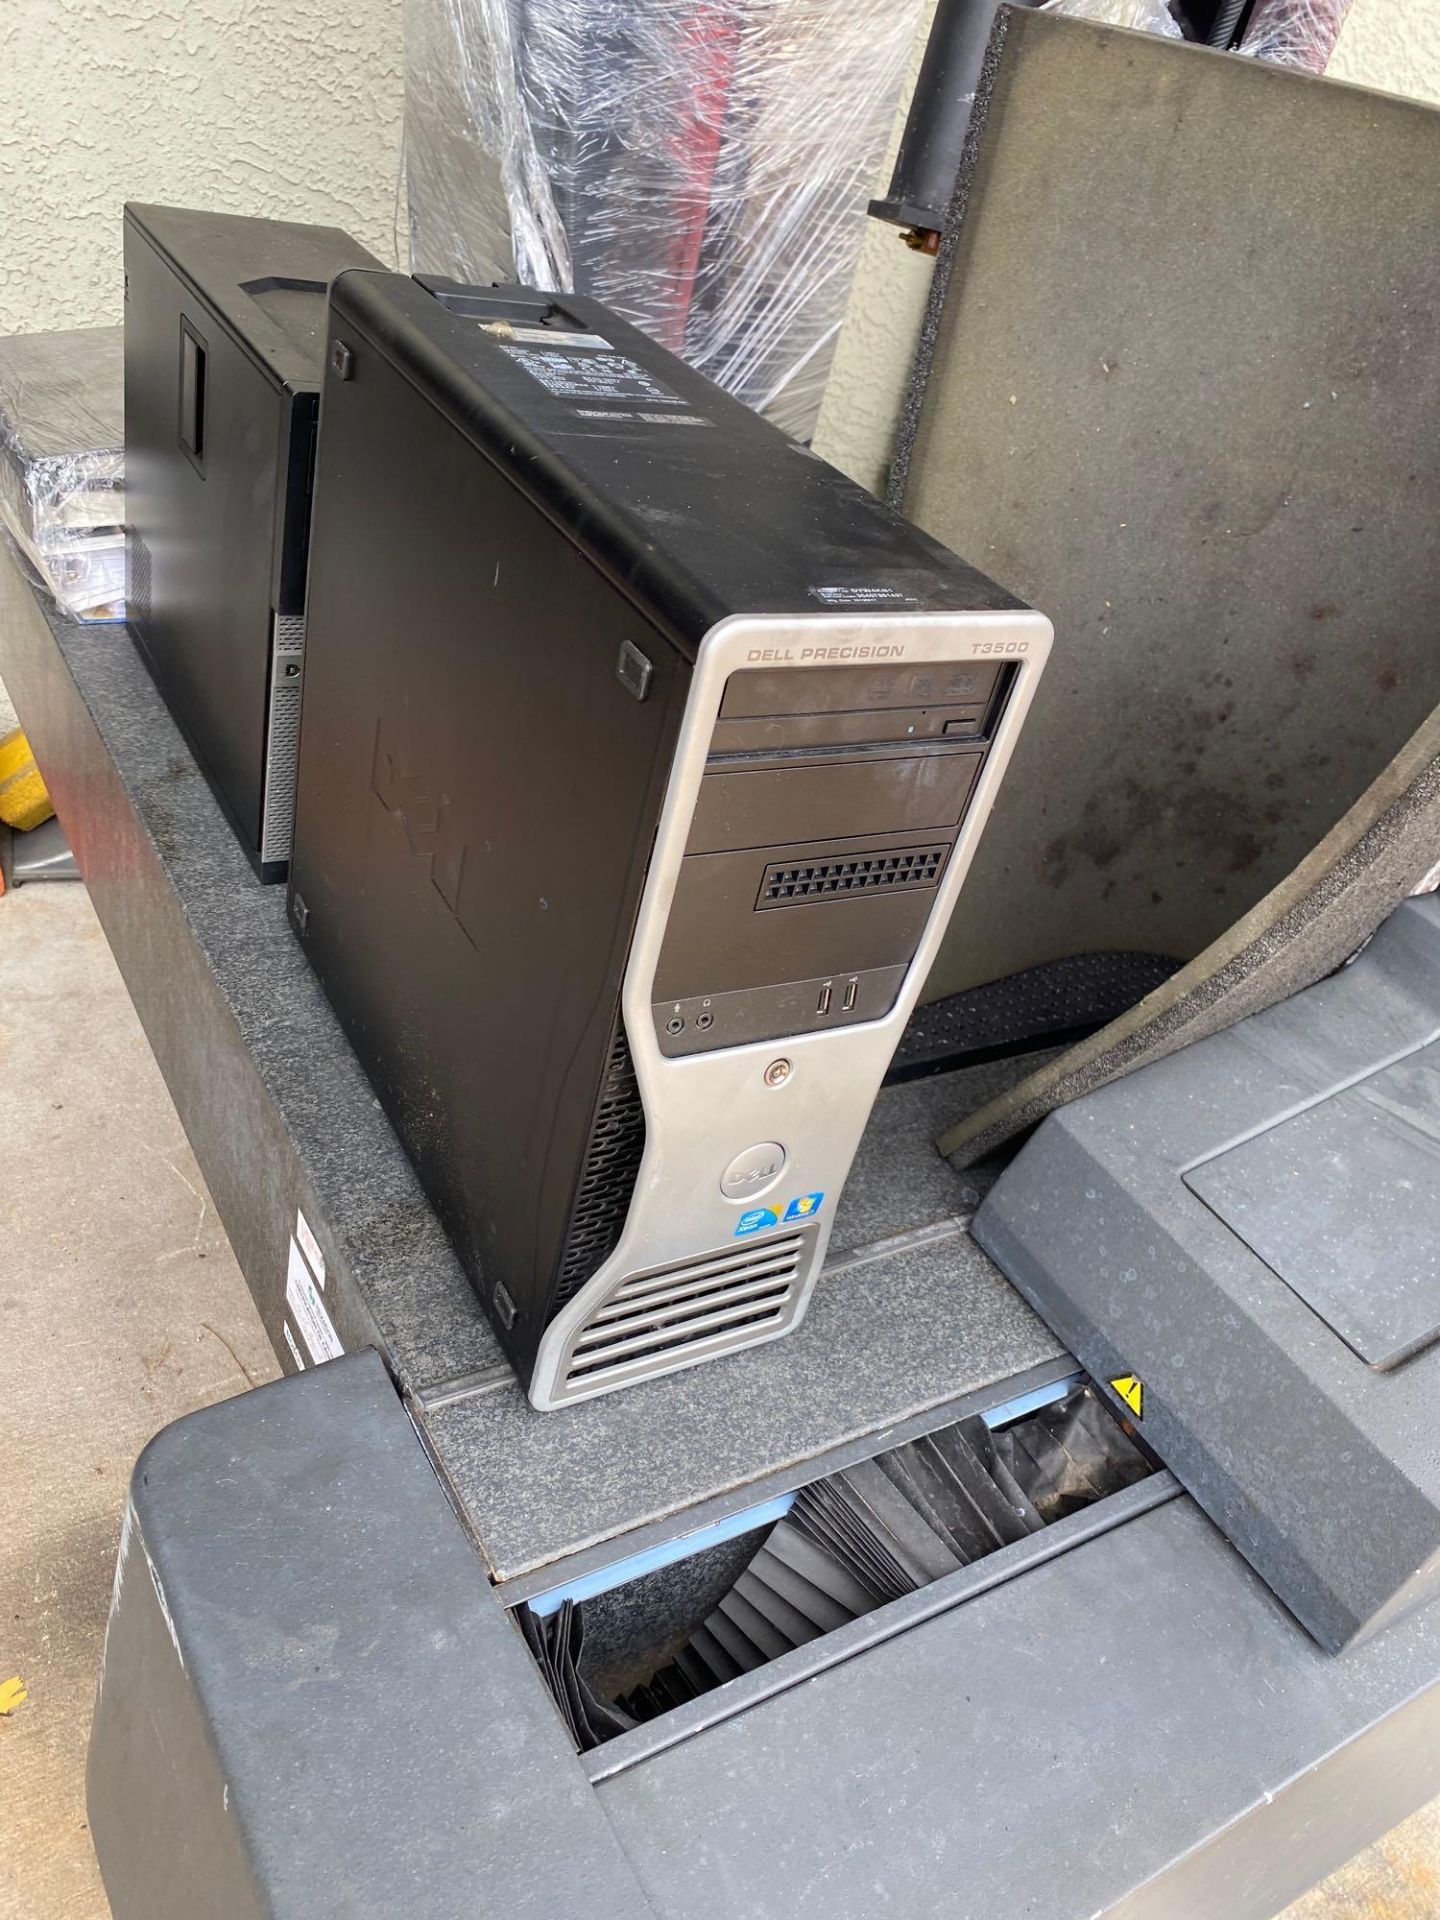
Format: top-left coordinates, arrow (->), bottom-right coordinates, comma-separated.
0,542 -> 1068,1581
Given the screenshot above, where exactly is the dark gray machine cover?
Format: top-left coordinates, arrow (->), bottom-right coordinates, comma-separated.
898,10 -> 1440,1002
87,1351 -> 652,1920
86,1336 -> 1440,1920
975,894 -> 1440,1653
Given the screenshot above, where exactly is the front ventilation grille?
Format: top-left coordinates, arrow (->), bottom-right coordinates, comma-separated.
126,528 -> 152,633
552,1023 -> 647,1310
757,844 -> 948,907
259,614 -> 306,864
562,1233 -> 806,1392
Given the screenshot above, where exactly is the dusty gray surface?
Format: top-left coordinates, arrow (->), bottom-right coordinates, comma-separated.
898,12 -> 1440,1002
829,1050 -> 1062,1255
428,1225 -> 1065,1583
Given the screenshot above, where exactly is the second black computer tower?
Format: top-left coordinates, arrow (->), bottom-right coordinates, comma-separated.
289,272 -> 1051,1407
123,205 -> 382,878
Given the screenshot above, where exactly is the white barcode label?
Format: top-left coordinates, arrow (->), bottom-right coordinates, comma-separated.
295,1208 -> 326,1288
285,1236 -> 344,1363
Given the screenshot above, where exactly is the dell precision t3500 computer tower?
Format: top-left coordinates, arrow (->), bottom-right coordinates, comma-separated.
289,271 -> 1051,1408
123,205 -> 382,879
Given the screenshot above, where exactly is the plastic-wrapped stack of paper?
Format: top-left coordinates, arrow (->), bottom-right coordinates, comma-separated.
0,327 -> 125,621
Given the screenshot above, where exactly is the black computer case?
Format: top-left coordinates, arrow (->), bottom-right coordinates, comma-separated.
288,271 -> 1051,1406
123,205 -> 383,879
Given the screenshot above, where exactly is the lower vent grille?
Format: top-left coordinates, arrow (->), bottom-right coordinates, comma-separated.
552,1023 -> 647,1311
259,614 -> 306,864
564,1233 -> 806,1390
126,528 -> 152,633
757,844 -> 948,907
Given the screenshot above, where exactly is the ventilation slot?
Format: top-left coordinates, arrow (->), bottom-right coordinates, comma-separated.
126,528 -> 152,634
552,1023 -> 647,1310
515,1382 -> 1158,1751
757,844 -> 948,907
564,1233 -> 805,1389
259,613 -> 306,864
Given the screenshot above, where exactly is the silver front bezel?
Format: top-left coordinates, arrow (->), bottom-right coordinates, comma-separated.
530,609 -> 1053,1409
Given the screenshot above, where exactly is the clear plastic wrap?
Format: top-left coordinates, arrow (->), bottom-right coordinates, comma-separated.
1041,0 -> 1181,36
1239,0 -> 1353,73
404,0 -> 927,440
0,327 -> 125,620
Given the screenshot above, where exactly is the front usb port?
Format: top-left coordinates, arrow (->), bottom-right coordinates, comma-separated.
817,983 -> 833,1015
842,978 -> 859,1013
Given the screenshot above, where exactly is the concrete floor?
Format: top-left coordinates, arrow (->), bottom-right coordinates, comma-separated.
1,877 -> 1438,1919
0,884 -> 278,1919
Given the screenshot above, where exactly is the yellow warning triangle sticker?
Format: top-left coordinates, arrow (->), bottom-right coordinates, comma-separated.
1110,1374 -> 1144,1419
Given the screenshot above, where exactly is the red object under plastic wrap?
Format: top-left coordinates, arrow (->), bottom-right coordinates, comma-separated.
1241,0 -> 1354,73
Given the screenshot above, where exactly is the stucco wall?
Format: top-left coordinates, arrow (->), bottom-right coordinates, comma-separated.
0,0 -> 404,335
1329,0 -> 1440,93
0,0 -> 1432,393
814,0 -> 1440,497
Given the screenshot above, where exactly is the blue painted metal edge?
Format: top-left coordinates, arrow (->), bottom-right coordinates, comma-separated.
523,1371 -> 1084,1616
526,1494 -> 797,1617
981,1368 -> 1084,1429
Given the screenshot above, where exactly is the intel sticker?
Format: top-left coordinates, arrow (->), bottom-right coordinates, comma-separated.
735,1207 -> 779,1237
783,1192 -> 825,1223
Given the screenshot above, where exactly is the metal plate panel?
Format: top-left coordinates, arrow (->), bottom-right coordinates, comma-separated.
430,1223 -> 1064,1581
901,12 -> 1440,1001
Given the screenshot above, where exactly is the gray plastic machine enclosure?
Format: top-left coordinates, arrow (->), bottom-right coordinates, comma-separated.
87,1350 -> 652,1920
975,893 -> 1440,1654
